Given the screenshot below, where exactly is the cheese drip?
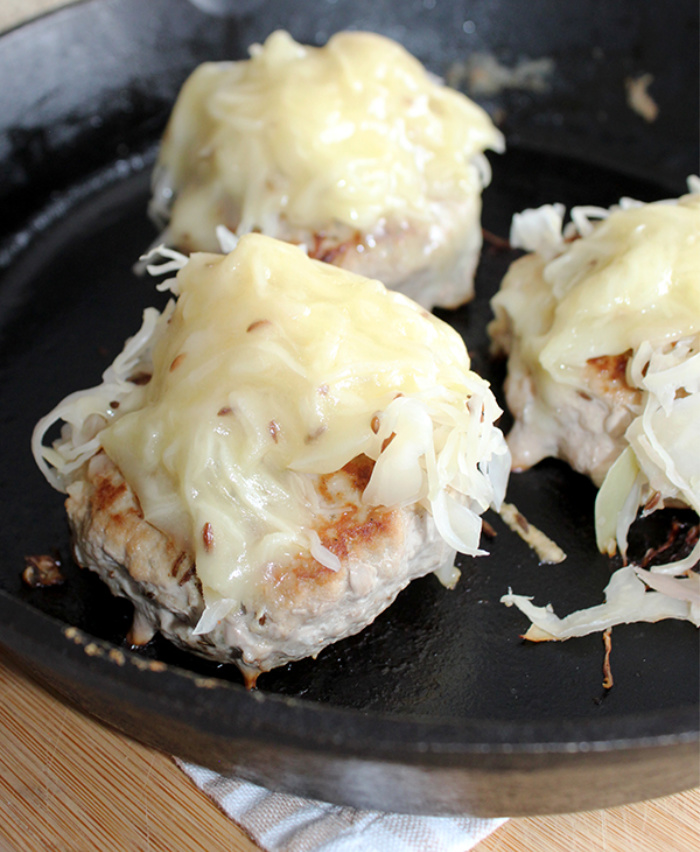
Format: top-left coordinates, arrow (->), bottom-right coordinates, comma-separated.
153,30 -> 503,247
96,235 -> 508,609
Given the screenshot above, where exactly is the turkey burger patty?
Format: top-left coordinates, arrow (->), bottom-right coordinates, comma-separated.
34,233 -> 509,679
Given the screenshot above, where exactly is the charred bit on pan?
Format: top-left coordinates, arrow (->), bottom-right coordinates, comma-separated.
602,627 -> 614,691
108,648 -> 126,666
129,657 -> 168,673
481,519 -> 497,539
194,677 -> 219,689
482,228 -> 512,253
640,519 -> 699,569
22,553 -> 65,588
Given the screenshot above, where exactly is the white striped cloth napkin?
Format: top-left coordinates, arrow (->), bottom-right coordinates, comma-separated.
177,760 -> 507,852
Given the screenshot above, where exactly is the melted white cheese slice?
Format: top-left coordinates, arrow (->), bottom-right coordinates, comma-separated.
99,234 -> 508,608
154,30 -> 503,247
512,193 -> 700,384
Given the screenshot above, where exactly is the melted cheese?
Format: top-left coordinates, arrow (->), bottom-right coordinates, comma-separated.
154,30 -> 503,248
498,193 -> 700,386
98,234 -> 508,610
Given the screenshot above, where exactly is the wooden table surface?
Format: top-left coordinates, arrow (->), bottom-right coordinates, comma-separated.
2,1 -> 699,850
1,649 -> 699,852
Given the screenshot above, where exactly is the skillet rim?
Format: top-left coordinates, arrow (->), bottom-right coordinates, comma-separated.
0,0 -> 698,816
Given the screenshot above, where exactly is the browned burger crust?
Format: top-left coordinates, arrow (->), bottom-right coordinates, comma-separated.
66,452 -> 453,679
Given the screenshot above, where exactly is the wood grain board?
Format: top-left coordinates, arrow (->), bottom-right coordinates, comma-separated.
1,2 -> 699,850
1,650 -> 699,852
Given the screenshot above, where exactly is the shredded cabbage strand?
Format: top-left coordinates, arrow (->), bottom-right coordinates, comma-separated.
31,303 -> 174,490
502,565 -> 700,641
595,336 -> 700,574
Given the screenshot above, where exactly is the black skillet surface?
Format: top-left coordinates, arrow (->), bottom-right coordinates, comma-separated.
0,0 -> 698,817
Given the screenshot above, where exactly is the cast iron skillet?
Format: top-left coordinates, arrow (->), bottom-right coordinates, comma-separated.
0,0 -> 698,817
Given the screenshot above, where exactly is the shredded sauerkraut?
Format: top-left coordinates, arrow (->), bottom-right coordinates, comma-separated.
497,179 -> 700,639
502,565 -> 700,641
33,234 -> 509,629
150,30 -> 504,250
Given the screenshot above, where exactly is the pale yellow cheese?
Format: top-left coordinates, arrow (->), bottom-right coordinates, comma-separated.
546,195 -> 700,364
100,234 -> 506,608
155,30 -> 503,247
505,193 -> 700,385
